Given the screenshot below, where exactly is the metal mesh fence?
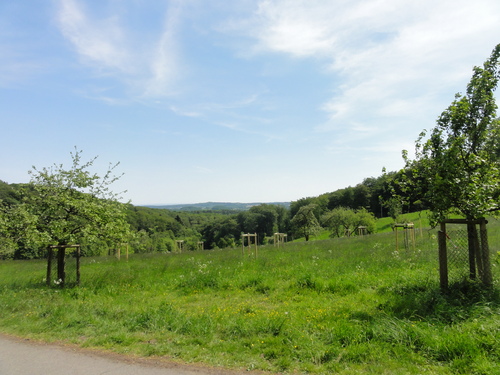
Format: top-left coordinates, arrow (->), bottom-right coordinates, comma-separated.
440,224 -> 492,287
444,229 -> 470,283
46,246 -> 80,287
479,228 -> 492,283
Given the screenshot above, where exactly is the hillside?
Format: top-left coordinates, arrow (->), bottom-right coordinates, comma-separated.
145,201 -> 291,211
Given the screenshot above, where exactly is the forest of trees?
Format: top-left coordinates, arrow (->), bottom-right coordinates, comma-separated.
2,43 -> 499,260
0,167 -> 409,259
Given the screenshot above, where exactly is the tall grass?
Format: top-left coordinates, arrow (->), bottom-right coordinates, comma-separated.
1,221 -> 499,374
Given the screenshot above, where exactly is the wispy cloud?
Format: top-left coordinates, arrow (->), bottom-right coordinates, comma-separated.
55,0 -> 182,98
57,0 -> 131,73
142,1 -> 183,98
167,91 -> 278,138
229,0 -> 500,135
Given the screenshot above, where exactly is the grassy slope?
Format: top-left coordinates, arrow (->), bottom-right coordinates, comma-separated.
1,216 -> 500,374
305,211 -> 433,242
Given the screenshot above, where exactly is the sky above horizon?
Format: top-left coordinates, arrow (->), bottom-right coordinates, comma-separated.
1,1 -> 499,205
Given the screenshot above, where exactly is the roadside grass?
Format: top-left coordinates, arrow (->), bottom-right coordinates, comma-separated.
1,220 -> 500,374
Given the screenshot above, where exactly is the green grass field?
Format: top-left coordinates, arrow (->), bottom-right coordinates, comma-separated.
1,215 -> 500,374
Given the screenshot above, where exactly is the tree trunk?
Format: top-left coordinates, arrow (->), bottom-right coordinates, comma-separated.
57,247 -> 65,287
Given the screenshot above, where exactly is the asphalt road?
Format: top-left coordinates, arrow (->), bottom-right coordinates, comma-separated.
0,334 -> 248,375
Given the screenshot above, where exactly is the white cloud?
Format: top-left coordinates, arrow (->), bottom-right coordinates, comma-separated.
245,0 -> 404,57
251,0 -> 338,57
55,0 -> 182,98
230,0 -> 500,137
142,1 -> 182,97
216,0 -> 500,177
57,0 -> 131,73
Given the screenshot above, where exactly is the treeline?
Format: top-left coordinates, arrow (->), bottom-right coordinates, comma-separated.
0,168 -> 421,259
5,45 -> 497,260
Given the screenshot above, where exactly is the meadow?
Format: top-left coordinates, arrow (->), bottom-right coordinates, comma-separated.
1,215 -> 500,374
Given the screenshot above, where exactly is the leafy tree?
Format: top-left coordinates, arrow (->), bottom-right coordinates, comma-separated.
352,184 -> 371,209
130,229 -> 154,253
201,216 -> 240,249
352,207 -> 376,234
238,211 -> 259,233
0,202 -> 46,259
235,204 -> 278,244
321,206 -> 356,238
14,149 -> 130,254
364,170 -> 403,218
402,43 -> 500,224
290,196 -> 327,220
126,205 -> 182,236
274,204 -> 291,234
248,204 -> 278,240
0,204 -> 17,259
322,207 -> 376,238
327,187 -> 354,210
0,181 -> 21,207
384,197 -> 403,223
291,204 -> 321,241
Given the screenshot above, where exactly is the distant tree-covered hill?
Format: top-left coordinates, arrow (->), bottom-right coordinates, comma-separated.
1,168 -> 424,258
145,202 -> 291,212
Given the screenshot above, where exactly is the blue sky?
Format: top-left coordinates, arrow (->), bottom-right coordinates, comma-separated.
1,0 -> 499,205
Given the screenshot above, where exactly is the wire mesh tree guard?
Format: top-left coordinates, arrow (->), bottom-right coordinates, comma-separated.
438,219 -> 492,289
46,245 -> 81,287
